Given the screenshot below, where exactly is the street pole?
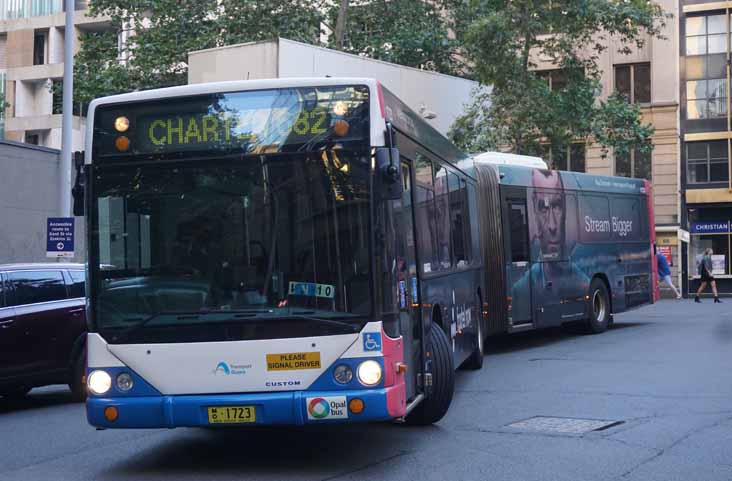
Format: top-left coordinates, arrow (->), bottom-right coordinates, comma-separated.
60,0 -> 74,217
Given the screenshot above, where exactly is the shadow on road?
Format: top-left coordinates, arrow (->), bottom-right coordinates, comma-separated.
0,386 -> 78,415
106,424 -> 434,478
485,321 -> 649,354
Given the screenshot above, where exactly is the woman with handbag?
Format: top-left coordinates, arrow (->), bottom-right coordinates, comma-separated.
695,248 -> 722,303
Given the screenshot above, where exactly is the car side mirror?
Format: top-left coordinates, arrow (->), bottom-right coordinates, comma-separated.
375,147 -> 402,201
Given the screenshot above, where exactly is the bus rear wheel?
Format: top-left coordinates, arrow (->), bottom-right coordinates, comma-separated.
585,278 -> 610,334
405,324 -> 454,425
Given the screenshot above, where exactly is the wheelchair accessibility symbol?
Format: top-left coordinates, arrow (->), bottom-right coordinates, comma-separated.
362,332 -> 382,352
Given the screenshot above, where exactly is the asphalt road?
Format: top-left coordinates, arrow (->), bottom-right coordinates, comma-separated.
1,300 -> 731,481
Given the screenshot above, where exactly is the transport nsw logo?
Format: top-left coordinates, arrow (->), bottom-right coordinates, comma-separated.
213,361 -> 252,375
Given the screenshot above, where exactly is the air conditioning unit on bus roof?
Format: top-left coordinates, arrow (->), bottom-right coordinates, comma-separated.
472,151 -> 548,169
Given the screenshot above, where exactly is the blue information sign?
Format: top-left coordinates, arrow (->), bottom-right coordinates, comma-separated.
690,221 -> 730,234
46,217 -> 74,258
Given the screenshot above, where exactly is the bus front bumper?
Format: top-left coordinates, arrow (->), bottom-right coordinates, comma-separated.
87,387 -> 401,428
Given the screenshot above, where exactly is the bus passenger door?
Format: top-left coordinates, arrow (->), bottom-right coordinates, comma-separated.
503,190 -> 532,326
388,162 -> 421,402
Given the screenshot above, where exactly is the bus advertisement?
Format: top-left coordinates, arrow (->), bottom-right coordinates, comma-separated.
75,77 -> 655,430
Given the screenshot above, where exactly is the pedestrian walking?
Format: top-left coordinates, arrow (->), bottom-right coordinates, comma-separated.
695,248 -> 722,303
656,251 -> 681,299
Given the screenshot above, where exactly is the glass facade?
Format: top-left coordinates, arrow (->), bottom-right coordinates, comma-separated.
688,208 -> 731,277
0,0 -> 84,20
685,14 -> 729,119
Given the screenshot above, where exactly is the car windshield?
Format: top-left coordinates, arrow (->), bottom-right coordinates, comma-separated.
90,149 -> 372,341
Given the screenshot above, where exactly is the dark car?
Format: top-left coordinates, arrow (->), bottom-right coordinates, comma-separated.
0,263 -> 87,401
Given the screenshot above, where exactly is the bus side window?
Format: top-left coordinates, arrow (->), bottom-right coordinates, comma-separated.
433,163 -> 452,270
508,201 -> 529,263
415,155 -> 437,273
448,171 -> 469,267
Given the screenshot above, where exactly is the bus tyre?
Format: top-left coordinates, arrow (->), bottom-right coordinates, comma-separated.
586,278 -> 610,334
405,325 -> 454,425
460,301 -> 484,370
69,353 -> 87,402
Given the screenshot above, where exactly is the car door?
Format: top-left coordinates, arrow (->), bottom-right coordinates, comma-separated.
57,269 -> 87,367
0,272 -> 22,380
6,270 -> 70,374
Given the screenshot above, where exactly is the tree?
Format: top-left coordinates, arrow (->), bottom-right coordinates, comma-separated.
328,0 -> 460,74
448,0 -> 669,160
71,0 -> 323,107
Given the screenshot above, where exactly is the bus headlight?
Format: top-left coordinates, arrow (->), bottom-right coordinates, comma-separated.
357,360 -> 382,386
116,373 -> 134,392
333,364 -> 353,384
88,370 -> 112,395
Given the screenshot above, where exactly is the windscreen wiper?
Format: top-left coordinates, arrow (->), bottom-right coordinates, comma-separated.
113,309 -> 275,341
286,311 -> 363,331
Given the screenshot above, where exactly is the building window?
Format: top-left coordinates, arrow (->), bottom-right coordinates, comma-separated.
543,143 -> 585,172
616,148 -> 652,180
25,133 -> 39,145
687,140 -> 729,184
537,69 -> 575,91
685,14 -> 728,119
614,63 -> 651,104
33,31 -> 46,65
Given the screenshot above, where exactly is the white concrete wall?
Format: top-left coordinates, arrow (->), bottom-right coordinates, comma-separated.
188,41 -> 278,84
188,38 -> 478,136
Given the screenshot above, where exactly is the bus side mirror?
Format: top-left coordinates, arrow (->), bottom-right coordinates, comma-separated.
72,151 -> 85,217
375,147 -> 403,201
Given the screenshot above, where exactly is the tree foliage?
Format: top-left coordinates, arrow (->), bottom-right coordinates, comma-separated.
72,0 -> 323,106
327,0 -> 460,74
72,0 -> 463,107
448,0 -> 670,159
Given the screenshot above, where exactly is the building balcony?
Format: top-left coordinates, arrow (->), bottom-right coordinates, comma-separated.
5,112 -> 83,131
7,62 -> 63,81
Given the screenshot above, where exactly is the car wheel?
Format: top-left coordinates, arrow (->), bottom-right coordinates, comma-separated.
405,324 -> 455,425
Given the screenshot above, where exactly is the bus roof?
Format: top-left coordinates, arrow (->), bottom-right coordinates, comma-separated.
87,77 -> 382,110
497,164 -> 648,195
472,152 -> 548,169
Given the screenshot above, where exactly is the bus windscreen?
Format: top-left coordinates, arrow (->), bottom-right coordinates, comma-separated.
93,85 -> 370,158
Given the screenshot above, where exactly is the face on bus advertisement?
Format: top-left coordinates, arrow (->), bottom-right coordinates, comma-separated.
530,169 -> 566,260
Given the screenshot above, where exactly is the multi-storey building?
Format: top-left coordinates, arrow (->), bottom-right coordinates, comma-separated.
679,1 -> 732,295
0,0 -> 109,150
535,0 -> 685,296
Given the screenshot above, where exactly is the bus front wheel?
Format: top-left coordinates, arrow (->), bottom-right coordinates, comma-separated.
585,278 -> 610,334
405,325 -> 455,425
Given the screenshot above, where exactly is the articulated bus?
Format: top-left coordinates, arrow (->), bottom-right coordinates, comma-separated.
76,78 -> 655,430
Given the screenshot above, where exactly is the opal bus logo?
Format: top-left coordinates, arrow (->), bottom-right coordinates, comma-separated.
306,396 -> 348,420
308,397 -> 330,419
214,362 -> 231,375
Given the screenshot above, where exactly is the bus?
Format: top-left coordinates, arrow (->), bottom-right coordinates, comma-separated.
76,77 -> 656,430
459,160 -> 659,335
78,78 -> 484,429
